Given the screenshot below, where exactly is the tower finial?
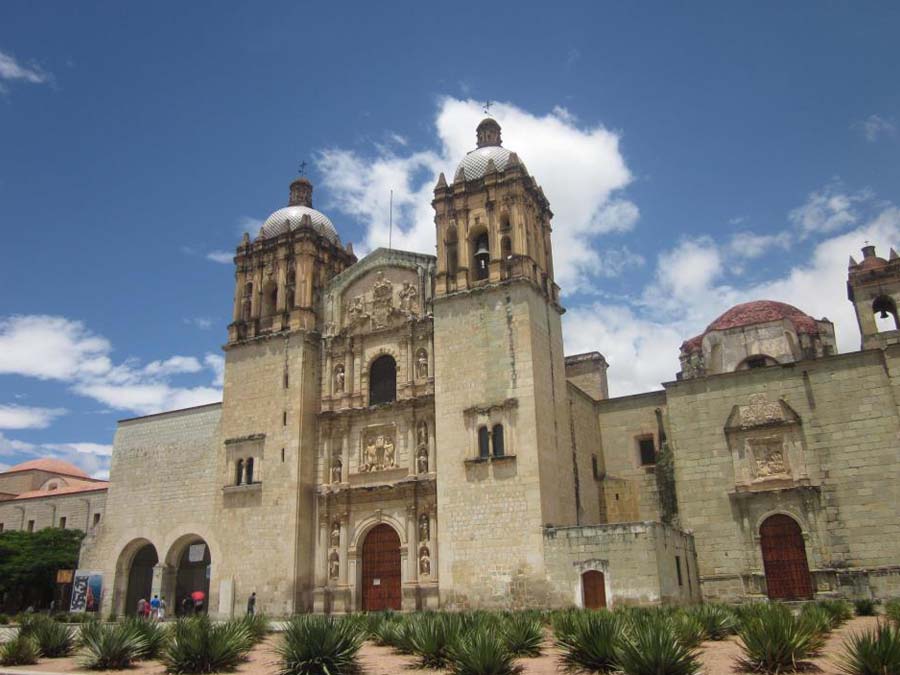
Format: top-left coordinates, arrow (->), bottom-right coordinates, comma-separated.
476,117 -> 502,148
289,176 -> 313,207
483,99 -> 493,115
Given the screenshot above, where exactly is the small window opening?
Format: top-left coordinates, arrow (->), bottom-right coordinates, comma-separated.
369,355 -> 397,405
235,459 -> 244,485
873,295 -> 899,332
59,516 -> 66,529
675,555 -> 683,586
473,233 -> 490,281
281,448 -> 285,463
283,371 -> 289,388
478,426 -> 490,458
492,424 -> 505,457
638,436 -> 656,466
93,513 -> 101,526
615,493 -> 620,501
245,457 -> 255,484
591,454 -> 599,479
283,411 -> 287,426
27,520 -> 35,532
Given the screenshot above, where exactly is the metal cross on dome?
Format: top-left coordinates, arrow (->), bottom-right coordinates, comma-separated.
483,100 -> 493,115
298,161 -> 308,176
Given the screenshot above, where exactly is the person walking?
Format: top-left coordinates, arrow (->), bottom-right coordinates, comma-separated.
149,594 -> 160,620
136,597 -> 147,618
181,595 -> 192,616
246,592 -> 256,616
158,596 -> 167,620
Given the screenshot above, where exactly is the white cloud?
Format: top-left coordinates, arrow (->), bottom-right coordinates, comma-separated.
184,317 -> 213,330
653,237 -> 723,298
316,97 -> 636,293
0,315 -> 111,381
206,250 -> 234,264
854,114 -> 896,142
0,314 -> 222,416
43,442 -> 112,457
0,404 -> 66,430
728,230 -> 792,259
595,246 -> 646,279
0,50 -> 51,93
789,183 -> 870,237
0,432 -> 112,478
205,353 -> 225,387
238,216 -> 263,237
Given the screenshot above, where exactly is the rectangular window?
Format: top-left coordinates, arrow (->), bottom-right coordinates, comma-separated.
27,520 -> 35,532
686,556 -> 691,591
637,436 -> 656,466
283,371 -> 289,388
281,448 -> 285,462
675,555 -> 683,586
59,517 -> 67,529
283,411 -> 287,426
93,513 -> 101,526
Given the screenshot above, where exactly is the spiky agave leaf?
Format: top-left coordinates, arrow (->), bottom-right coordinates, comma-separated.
78,623 -> 148,670
669,611 -> 707,650
615,614 -> 701,675
501,613 -> 543,658
817,600 -> 854,627
162,616 -> 254,674
404,612 -> 463,668
886,599 -> 900,626
689,603 -> 736,640
0,636 -> 40,666
555,610 -> 625,674
737,603 -> 819,673
121,616 -> 170,659
448,630 -> 523,675
30,617 -> 75,657
275,615 -> 363,675
836,621 -> 900,675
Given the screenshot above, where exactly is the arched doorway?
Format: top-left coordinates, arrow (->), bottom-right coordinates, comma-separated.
171,537 -> 211,614
760,514 -> 813,600
125,543 -> 158,616
361,524 -> 401,611
582,570 -> 606,609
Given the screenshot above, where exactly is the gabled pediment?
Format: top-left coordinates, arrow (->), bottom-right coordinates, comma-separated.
724,394 -> 801,433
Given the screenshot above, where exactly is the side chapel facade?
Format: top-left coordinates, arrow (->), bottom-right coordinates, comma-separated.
76,119 -> 900,615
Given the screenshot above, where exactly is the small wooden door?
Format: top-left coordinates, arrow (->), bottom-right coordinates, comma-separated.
361,524 -> 401,611
760,514 -> 813,600
582,570 -> 607,609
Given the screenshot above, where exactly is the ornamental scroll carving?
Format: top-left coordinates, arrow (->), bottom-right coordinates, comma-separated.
360,426 -> 397,472
738,393 -> 785,428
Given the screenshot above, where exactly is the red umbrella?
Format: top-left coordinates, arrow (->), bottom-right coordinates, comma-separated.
191,591 -> 205,602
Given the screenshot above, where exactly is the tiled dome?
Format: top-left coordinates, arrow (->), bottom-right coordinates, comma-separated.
259,205 -> 340,244
455,145 -> 514,181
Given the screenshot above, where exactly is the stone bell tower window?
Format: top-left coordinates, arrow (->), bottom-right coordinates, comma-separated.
873,295 -> 899,332
478,426 -> 490,458
446,226 -> 459,277
369,355 -> 397,405
492,424 -> 505,457
472,232 -> 490,281
245,457 -> 255,484
235,459 -> 244,485
637,435 -> 656,466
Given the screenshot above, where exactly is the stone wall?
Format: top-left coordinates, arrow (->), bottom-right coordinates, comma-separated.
543,522 -> 699,607
0,489 -> 106,534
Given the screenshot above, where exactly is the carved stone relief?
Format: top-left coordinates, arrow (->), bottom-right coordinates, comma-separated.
418,513 -> 430,542
371,272 -> 394,327
739,393 -> 785,428
747,436 -> 790,479
416,421 -> 429,473
330,522 -> 340,548
416,349 -> 429,379
360,426 -> 397,472
334,364 -> 345,393
331,458 -> 342,484
399,281 -> 418,313
328,551 -> 339,579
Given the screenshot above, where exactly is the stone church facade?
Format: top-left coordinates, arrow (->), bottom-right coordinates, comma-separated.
78,119 -> 900,617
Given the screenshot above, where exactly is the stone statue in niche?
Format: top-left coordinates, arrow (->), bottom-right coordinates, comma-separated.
419,513 -> 429,542
419,545 -> 431,576
331,458 -> 342,483
416,349 -> 429,379
360,428 -> 397,472
334,364 -> 345,393
417,421 -> 428,449
398,281 -> 418,313
417,446 -> 428,474
328,551 -> 340,580
330,522 -> 340,548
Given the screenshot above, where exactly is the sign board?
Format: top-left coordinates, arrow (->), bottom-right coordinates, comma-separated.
188,543 -> 206,563
56,569 -> 74,584
69,570 -> 102,612
373,578 -> 381,586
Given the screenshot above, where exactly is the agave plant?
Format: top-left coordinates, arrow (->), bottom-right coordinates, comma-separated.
234,613 -> 270,645
162,616 -> 254,674
501,613 -> 543,657
555,610 -> 625,674
0,635 -> 40,666
817,600 -> 854,627
448,630 -> 523,675
855,599 -> 878,617
370,616 -> 404,648
836,621 -> 900,675
669,611 -> 707,650
800,603 -> 834,643
737,603 -> 820,673
275,615 -> 363,675
615,614 -> 701,675
79,622 -> 148,670
550,609 -> 581,642
404,612 -> 464,668
689,603 -> 736,640
30,616 -> 75,657
886,599 -> 900,626
122,616 -> 170,659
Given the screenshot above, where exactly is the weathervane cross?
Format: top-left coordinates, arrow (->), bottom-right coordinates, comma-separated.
483,100 -> 493,115
298,161 -> 308,176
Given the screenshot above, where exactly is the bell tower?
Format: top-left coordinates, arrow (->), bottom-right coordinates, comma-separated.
433,118 -> 558,303
847,244 -> 900,349
432,119 -> 576,608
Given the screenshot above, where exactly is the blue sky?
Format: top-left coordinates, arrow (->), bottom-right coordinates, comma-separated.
1,2 -> 899,478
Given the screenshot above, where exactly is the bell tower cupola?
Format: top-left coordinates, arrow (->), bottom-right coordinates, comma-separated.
432,118 -> 559,304
848,244 -> 900,349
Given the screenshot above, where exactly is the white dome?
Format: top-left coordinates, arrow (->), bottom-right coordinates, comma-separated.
259,205 -> 340,244
455,145 -> 514,181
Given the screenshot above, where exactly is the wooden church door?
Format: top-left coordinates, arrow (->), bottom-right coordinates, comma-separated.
760,514 -> 813,600
582,570 -> 607,609
361,524 -> 402,611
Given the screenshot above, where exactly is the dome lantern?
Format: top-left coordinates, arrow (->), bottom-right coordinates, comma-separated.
476,117 -> 502,148
289,176 -> 313,208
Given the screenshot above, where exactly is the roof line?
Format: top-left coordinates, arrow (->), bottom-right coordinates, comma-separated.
0,467 -> 104,481
6,485 -> 108,502
118,401 -> 222,424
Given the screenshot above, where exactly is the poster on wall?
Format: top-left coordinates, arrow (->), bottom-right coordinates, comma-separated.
188,543 -> 206,563
69,570 -> 103,612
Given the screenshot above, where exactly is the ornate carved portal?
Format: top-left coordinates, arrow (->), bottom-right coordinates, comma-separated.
360,426 -> 397,472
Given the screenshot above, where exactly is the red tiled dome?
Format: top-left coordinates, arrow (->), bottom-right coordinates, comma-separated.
5,458 -> 89,478
681,300 -> 820,354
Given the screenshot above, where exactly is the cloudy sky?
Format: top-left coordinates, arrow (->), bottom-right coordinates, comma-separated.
1,2 -> 899,478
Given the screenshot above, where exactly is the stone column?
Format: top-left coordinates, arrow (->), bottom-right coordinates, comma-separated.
250,268 -> 262,319
338,514 -> 349,586
276,257 -> 288,312
315,517 -> 328,586
323,434 -> 331,484
232,270 -> 245,322
325,351 -> 333,397
341,427 -> 350,482
407,506 -> 419,584
151,564 -> 166,599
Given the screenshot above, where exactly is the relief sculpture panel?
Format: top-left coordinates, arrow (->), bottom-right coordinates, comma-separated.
360,425 -> 397,472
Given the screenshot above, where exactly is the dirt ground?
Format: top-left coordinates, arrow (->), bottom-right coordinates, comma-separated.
1,615 -> 882,675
